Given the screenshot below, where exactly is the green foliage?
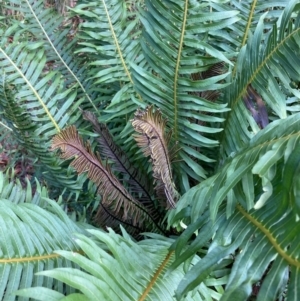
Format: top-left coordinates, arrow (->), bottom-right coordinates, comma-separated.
0,0 -> 300,300
0,171 -> 226,301
0,0 -> 97,196
0,170 -> 89,301
17,229 -> 227,301
169,113 -> 300,299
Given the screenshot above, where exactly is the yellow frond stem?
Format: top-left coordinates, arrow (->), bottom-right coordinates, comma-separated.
237,204 -> 300,268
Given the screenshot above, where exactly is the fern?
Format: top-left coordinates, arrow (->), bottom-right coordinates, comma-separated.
167,3 -> 300,297
16,228 -> 229,301
1,0 -> 300,300
0,171 -> 89,301
51,124 -> 165,235
71,0 -> 144,122
131,0 -> 237,188
210,0 -> 290,53
221,0 -> 300,158
0,0 -> 98,195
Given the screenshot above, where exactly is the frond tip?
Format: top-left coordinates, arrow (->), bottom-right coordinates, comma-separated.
131,106 -> 180,208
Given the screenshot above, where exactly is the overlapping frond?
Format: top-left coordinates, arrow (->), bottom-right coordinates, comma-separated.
170,112 -> 300,223
6,0 -> 97,111
220,0 -> 300,158
171,191 -> 300,301
168,112 -> 300,300
83,110 -> 155,209
17,228 -> 229,301
0,168 -> 48,204
0,40 -> 88,192
131,0 -> 239,186
51,126 -> 164,234
0,1 -> 98,193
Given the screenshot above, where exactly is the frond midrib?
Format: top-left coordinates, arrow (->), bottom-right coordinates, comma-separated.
236,27 -> 300,111
240,0 -> 258,48
173,0 -> 188,142
0,47 -> 60,132
237,204 -> 300,268
0,253 -> 64,263
138,251 -> 174,301
222,25 -> 300,147
232,0 -> 258,76
25,0 -> 97,112
101,0 -> 133,84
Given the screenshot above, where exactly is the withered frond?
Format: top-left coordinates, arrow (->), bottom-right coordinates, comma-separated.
51,126 -> 164,233
131,106 -> 180,208
82,111 -> 155,210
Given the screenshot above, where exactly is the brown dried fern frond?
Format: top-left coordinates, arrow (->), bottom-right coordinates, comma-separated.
51,125 -> 164,233
82,111 -> 156,212
131,106 -> 180,208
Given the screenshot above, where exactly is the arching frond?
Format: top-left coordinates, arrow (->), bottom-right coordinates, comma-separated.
172,193 -> 300,301
0,53 -> 87,194
71,0 -> 144,122
17,228 -> 229,301
0,1 -> 98,194
170,112 -> 300,222
7,0 -> 96,111
168,112 -> 300,300
131,0 -> 238,186
210,0 -> 289,53
68,0 -> 148,180
0,171 -> 88,301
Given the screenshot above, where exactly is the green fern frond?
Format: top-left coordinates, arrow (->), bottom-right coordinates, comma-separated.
7,0 -> 97,112
170,112 -> 300,224
168,111 -> 300,300
210,0 -> 289,54
0,172 -> 88,301
0,45 -> 84,192
221,0 -> 300,158
72,0 -> 144,122
131,0 -> 238,186
0,0 -> 102,194
17,228 -> 229,301
173,193 -> 300,300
